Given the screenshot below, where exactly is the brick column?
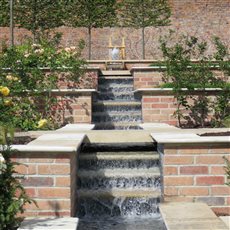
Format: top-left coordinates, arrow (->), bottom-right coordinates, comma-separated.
12,151 -> 78,217
160,143 -> 230,216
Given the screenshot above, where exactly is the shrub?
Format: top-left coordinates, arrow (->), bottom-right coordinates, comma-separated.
0,35 -> 86,130
160,33 -> 230,127
0,126 -> 36,230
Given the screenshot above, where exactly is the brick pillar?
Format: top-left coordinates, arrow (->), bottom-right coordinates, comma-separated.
12,151 -> 78,217
160,143 -> 230,216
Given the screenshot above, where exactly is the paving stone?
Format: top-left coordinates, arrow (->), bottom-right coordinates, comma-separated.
160,202 -> 228,230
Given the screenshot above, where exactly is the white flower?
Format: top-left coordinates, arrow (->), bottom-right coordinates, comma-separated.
64,47 -> 71,53
34,49 -> 44,54
0,153 -> 6,174
70,46 -> 76,51
0,153 -> 5,163
32,43 -> 41,49
24,52 -> 31,58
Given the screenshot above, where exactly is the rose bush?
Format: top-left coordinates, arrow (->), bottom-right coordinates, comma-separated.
0,35 -> 86,130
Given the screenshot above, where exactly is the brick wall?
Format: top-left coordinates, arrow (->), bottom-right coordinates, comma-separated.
132,69 -> 164,89
36,69 -> 99,126
142,95 -> 178,126
12,151 -> 77,217
140,91 -> 222,127
51,93 -> 93,125
160,143 -> 230,216
1,0 -> 230,59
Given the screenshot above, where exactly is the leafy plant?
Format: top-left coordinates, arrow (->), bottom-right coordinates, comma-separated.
160,33 -> 229,127
0,36 -> 86,130
67,0 -> 117,59
119,0 -> 171,59
0,126 -> 36,230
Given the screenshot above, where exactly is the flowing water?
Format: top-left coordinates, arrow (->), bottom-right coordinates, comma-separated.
92,71 -> 142,130
76,144 -> 166,230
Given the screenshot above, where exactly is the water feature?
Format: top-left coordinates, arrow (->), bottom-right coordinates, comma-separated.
92,71 -> 142,130
76,144 -> 166,230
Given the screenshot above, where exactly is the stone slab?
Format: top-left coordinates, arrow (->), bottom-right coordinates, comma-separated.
160,202 -> 228,230
56,124 -> 95,132
220,216 -> 230,228
86,130 -> 153,143
19,217 -> 79,230
151,133 -> 230,144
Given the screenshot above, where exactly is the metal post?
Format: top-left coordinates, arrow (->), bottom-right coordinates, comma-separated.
10,0 -> 14,47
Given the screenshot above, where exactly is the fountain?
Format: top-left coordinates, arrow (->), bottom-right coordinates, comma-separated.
75,143 -> 166,230
92,70 -> 142,130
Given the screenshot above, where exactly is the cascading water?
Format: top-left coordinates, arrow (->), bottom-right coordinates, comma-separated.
92,71 -> 142,130
76,144 -> 166,230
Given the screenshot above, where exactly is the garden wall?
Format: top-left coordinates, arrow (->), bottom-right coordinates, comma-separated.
135,88 -> 222,127
12,151 -> 77,217
1,1 -> 230,59
131,66 -> 228,127
158,142 -> 230,216
41,68 -> 99,125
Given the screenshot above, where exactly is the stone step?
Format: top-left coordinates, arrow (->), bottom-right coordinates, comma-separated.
78,168 -> 160,178
79,155 -> 159,170
78,188 -> 161,198
81,143 -> 157,152
77,196 -> 160,218
93,104 -> 141,113
79,151 -> 159,159
96,93 -> 135,101
78,174 -> 161,190
94,122 -> 142,130
93,101 -> 141,106
101,70 -> 131,76
93,114 -> 142,123
98,86 -> 133,94
98,78 -> 133,85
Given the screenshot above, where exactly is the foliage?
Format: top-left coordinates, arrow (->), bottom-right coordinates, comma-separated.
0,0 -> 9,27
67,0 -> 117,59
211,37 -> 230,127
0,35 -> 86,130
14,0 -> 66,41
0,126 -> 36,230
223,156 -> 230,186
160,33 -> 230,127
119,0 -> 171,59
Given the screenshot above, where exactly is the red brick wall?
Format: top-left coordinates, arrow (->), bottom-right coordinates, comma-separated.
133,69 -> 164,89
141,92 -> 221,127
142,95 -> 178,126
12,152 -> 77,217
1,0 -> 230,59
52,94 -> 93,125
161,143 -> 230,216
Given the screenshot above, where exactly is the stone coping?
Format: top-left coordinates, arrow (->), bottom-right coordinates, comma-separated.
49,89 -> 96,95
160,202 -> 228,230
56,124 -> 95,132
18,217 -> 79,230
151,133 -> 230,144
9,145 -> 78,153
5,124 -> 97,153
131,66 -> 166,72
134,88 -> 223,95
87,59 -> 160,63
